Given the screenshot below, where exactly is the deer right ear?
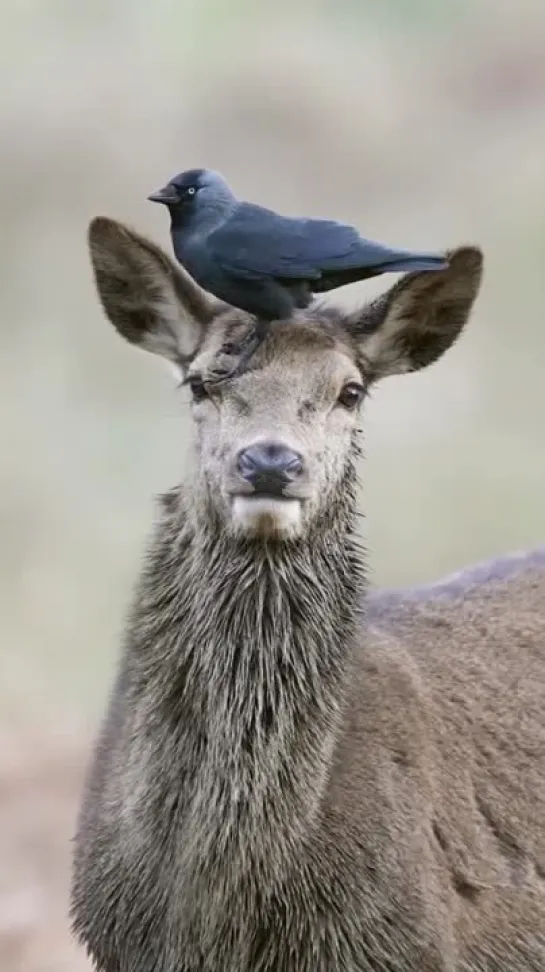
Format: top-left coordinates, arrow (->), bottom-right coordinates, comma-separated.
88,217 -> 219,371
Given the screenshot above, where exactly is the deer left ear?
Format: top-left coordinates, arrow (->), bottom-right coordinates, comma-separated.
87,217 -> 221,373
346,247 -> 483,381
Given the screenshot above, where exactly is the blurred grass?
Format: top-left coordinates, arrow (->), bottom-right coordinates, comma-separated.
318,0 -> 470,31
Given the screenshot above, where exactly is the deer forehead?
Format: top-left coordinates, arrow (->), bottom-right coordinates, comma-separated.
192,315 -> 362,408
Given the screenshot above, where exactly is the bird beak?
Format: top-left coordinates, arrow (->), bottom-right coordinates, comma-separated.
147,185 -> 180,205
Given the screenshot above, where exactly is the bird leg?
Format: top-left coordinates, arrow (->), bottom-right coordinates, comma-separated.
207,319 -> 269,384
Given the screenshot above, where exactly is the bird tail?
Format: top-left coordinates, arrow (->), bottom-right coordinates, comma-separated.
368,248 -> 447,274
313,246 -> 449,291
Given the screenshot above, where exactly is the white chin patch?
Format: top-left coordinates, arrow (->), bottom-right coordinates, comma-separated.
231,496 -> 302,537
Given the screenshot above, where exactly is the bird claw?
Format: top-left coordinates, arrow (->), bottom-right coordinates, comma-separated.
207,321 -> 267,384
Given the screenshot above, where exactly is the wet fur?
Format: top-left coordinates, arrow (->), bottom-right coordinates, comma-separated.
72,492 -> 545,970
71,221 -> 545,971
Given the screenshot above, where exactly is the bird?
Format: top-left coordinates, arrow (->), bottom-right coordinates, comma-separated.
148,168 -> 448,375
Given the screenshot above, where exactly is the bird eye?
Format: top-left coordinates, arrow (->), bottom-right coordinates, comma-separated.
337,382 -> 365,410
187,375 -> 208,402
186,186 -> 197,196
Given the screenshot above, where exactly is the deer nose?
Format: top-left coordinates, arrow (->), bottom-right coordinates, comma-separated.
237,441 -> 304,496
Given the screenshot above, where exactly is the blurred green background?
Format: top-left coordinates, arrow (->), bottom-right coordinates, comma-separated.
1,0 -> 544,968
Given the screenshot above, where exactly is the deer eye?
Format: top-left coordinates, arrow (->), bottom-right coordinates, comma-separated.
187,376 -> 208,402
337,382 -> 365,410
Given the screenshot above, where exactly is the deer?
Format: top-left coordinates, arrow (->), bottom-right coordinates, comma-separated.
71,216 -> 545,972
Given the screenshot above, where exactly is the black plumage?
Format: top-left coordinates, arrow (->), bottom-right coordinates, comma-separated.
148,168 -> 447,322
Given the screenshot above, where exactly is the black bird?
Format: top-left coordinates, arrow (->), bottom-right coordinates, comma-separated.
148,168 -> 448,374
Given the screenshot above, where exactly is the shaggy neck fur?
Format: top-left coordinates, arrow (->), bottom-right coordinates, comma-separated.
122,459 -> 364,917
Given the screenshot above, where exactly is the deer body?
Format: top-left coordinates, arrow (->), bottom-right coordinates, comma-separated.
71,219 -> 545,971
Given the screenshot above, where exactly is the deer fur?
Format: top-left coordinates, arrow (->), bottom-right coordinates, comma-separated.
71,217 -> 545,971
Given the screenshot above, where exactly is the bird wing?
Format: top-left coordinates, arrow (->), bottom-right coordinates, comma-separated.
208,203 -> 363,281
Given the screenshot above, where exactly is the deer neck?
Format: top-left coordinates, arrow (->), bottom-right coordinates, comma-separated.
125,468 -> 364,884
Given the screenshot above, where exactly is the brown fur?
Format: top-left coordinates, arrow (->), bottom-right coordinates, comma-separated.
71,218 -> 545,971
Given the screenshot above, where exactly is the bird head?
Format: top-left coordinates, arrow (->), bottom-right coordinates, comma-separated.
148,168 -> 236,230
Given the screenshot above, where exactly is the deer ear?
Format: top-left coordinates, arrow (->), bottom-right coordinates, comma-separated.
88,217 -> 220,371
347,247 -> 483,381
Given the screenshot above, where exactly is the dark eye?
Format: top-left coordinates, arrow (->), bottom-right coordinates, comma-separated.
337,382 -> 365,410
188,375 -> 208,402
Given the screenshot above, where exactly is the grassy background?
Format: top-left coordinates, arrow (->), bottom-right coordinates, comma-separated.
1,1 -> 544,967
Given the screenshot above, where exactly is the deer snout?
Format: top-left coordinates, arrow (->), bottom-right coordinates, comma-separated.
236,441 -> 304,497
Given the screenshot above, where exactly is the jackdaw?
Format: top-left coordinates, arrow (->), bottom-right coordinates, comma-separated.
148,168 -> 448,373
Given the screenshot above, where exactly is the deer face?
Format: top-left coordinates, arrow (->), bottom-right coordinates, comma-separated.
183,320 -> 365,538
88,218 -> 482,541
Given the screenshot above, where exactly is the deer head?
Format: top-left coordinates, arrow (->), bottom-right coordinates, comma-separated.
88,217 -> 483,541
